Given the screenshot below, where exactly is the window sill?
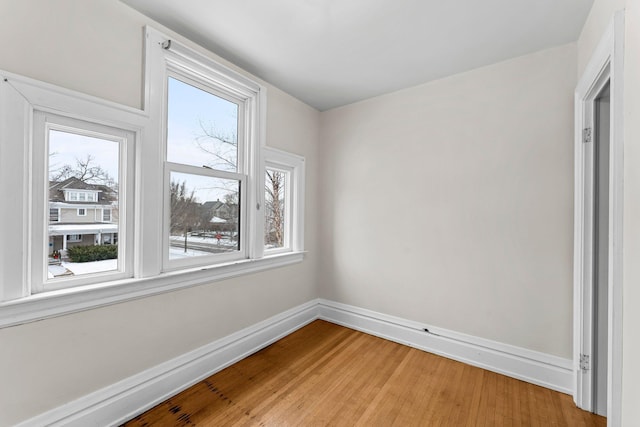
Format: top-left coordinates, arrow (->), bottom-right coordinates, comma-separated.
0,251 -> 305,329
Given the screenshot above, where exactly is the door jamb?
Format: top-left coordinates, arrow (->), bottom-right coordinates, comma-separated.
573,10 -> 624,425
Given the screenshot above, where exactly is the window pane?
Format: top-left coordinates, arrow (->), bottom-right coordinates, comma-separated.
48,129 -> 119,278
167,77 -> 239,172
169,172 -> 240,259
265,169 -> 287,249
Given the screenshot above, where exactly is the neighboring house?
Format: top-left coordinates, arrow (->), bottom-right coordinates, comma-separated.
48,177 -> 118,254
201,199 -> 237,233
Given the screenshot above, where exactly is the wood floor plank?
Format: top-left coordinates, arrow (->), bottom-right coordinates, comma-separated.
123,320 -> 606,427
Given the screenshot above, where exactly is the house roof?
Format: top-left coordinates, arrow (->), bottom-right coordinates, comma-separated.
49,223 -> 118,236
202,200 -> 225,211
49,177 -> 115,205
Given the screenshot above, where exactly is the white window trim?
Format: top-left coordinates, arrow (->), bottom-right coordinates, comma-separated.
66,234 -> 82,243
148,28 -> 265,271
31,101 -> 135,294
163,163 -> 247,270
263,147 -> 305,254
103,208 -> 111,222
0,26 -> 304,328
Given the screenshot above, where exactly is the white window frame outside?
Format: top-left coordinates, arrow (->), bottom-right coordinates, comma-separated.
77,208 -> 87,216
66,234 -> 82,243
0,26 -> 304,329
103,208 -> 111,222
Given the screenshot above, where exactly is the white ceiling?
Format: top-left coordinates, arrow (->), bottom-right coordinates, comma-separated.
121,0 -> 593,111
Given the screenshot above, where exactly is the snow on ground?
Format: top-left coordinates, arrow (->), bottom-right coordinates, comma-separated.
170,234 -> 238,249
169,246 -> 212,258
47,236 -> 240,277
63,259 -> 117,275
48,259 -> 117,278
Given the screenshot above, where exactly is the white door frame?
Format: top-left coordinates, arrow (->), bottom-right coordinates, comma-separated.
573,10 -> 624,425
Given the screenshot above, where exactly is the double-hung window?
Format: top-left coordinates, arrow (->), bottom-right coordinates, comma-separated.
146,27 -> 265,271
164,75 -> 246,268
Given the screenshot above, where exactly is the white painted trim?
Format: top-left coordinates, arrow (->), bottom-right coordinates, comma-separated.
14,300 -> 319,427
0,70 -> 148,127
263,147 -> 306,253
318,299 -> 573,394
11,299 -> 579,425
573,10 -> 625,425
0,251 -> 304,328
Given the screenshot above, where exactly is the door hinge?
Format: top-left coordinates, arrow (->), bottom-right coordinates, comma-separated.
583,127 -> 592,143
580,353 -> 590,371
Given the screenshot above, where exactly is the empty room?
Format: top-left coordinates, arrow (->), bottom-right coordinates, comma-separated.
0,0 -> 639,426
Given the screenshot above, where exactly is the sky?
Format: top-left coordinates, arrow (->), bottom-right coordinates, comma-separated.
49,130 -> 120,183
167,76 -> 239,172
48,76 -> 240,203
167,77 -> 240,202
171,172 -> 238,205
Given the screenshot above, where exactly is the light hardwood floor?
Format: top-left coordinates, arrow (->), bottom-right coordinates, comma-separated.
123,320 -> 605,426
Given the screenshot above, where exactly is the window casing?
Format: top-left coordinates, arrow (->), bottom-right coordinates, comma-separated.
163,72 -> 249,270
263,147 -> 305,254
31,112 -> 134,292
0,26 -> 305,328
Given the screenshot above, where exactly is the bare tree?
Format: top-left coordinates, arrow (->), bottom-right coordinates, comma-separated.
195,123 -> 285,247
195,121 -> 238,171
170,180 -> 201,253
50,154 -> 115,187
265,170 -> 285,247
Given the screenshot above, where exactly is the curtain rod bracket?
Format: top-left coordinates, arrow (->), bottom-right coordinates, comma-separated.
161,40 -> 172,50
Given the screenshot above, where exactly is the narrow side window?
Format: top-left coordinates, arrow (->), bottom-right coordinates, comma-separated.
263,147 -> 305,254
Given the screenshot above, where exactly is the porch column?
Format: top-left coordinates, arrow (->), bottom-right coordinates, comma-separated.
62,234 -> 68,250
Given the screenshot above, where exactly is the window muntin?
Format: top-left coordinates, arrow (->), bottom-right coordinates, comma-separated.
77,208 -> 87,216
49,208 -> 59,222
103,209 -> 111,222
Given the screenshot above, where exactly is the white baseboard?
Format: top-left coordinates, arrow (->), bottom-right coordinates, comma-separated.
317,299 -> 574,394
16,298 -> 574,426
16,299 -> 320,427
